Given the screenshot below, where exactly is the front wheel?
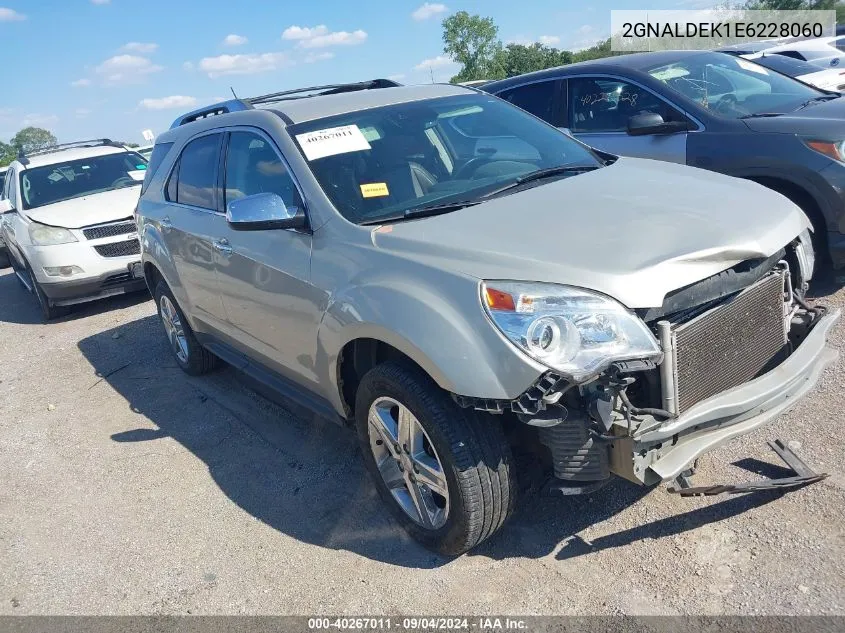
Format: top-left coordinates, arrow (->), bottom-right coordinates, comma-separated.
27,263 -> 68,321
355,362 -> 517,556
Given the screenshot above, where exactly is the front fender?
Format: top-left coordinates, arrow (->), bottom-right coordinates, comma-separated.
316,275 -> 547,416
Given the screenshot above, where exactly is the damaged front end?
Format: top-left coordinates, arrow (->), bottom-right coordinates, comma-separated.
460,238 -> 839,492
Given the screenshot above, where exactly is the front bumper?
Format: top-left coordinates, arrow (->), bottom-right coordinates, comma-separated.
617,308 -> 840,485
40,269 -> 147,306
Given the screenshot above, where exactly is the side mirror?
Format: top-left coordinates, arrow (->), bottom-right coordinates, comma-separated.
627,112 -> 690,136
0,199 -> 13,214
226,192 -> 309,232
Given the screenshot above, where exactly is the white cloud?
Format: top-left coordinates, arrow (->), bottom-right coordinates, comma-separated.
95,54 -> 164,84
122,42 -> 159,54
22,113 -> 58,128
71,78 -> 92,88
304,51 -> 334,63
182,61 -> 195,71
578,24 -> 594,35
0,7 -> 25,21
75,108 -> 91,118
413,55 -> 453,71
388,73 -> 406,82
139,96 -> 198,111
283,24 -> 367,48
90,0 -> 110,4
222,34 -> 248,47
538,35 -> 561,46
198,52 -> 291,78
282,25 -> 328,40
411,3 -> 447,21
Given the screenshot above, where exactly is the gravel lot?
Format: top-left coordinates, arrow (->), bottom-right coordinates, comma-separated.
1,265 -> 844,616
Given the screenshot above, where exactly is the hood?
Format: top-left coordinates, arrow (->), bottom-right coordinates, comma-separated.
22,186 -> 141,229
742,95 -> 845,136
372,157 -> 808,309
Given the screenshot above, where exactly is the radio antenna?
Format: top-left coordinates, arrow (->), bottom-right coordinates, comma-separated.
230,86 -> 239,99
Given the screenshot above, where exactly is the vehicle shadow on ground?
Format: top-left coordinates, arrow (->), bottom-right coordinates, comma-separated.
79,314 -> 784,567
0,269 -> 150,325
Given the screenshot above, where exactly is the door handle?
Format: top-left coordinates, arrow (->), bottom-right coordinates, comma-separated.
160,217 -> 172,232
213,238 -> 234,257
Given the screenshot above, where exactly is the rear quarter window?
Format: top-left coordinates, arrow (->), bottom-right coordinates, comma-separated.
141,142 -> 174,194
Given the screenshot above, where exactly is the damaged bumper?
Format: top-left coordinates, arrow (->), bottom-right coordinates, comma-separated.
615,308 -> 840,485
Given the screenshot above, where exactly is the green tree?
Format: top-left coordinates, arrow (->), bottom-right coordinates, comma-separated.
442,11 -> 502,82
495,43 -> 573,78
11,127 -> 57,154
572,38 -> 616,63
0,141 -> 16,167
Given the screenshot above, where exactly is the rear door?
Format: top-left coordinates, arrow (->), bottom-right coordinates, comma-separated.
564,76 -> 690,163
213,128 -> 321,389
161,132 -> 229,333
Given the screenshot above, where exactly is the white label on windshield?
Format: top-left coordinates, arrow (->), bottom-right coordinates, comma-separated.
736,58 -> 769,75
295,125 -> 371,161
127,170 -> 146,181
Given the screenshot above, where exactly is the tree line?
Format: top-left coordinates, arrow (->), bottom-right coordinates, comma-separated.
441,0 -> 845,83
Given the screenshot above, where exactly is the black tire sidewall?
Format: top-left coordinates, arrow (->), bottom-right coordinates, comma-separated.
354,364 -> 477,554
154,281 -> 198,373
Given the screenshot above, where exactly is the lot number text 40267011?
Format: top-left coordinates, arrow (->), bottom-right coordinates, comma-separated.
307,617 -> 529,631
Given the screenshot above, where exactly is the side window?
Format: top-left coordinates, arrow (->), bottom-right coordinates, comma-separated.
7,169 -> 18,207
568,77 -> 685,133
497,80 -> 562,126
141,142 -> 174,194
774,50 -> 805,61
224,131 -> 302,209
172,134 -> 221,209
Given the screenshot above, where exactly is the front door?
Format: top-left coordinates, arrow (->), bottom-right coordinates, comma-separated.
214,129 -> 323,389
566,76 -> 689,164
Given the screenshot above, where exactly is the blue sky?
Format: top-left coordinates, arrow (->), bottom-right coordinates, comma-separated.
0,0 -> 705,144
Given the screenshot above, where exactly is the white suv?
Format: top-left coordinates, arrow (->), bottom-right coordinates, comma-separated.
0,140 -> 149,319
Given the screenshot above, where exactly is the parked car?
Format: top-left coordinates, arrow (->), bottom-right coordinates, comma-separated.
136,80 -> 838,555
0,139 -> 149,319
483,50 -> 845,269
727,51 -> 845,92
750,36 -> 845,69
136,144 -> 154,161
0,166 -> 8,267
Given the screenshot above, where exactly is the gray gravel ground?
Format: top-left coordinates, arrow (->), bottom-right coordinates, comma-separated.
0,266 -> 844,615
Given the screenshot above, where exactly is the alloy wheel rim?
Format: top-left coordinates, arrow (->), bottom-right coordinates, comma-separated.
367,396 -> 449,530
159,295 -> 189,363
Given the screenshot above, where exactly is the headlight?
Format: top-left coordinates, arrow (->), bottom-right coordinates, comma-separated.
29,222 -> 77,246
482,281 -> 662,382
44,265 -> 84,277
804,139 -> 845,162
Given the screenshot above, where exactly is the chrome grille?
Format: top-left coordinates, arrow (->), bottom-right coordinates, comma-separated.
82,220 -> 136,240
94,239 -> 140,258
671,271 -> 787,414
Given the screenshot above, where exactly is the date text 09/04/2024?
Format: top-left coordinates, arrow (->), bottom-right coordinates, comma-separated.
307,618 -> 529,631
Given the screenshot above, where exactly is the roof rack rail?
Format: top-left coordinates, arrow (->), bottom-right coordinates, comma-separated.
169,79 -> 402,129
17,139 -> 124,165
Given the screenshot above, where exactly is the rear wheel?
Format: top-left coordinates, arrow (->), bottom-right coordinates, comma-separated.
154,280 -> 218,375
355,362 -> 517,556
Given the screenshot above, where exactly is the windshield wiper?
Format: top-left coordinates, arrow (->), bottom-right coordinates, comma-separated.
482,164 -> 601,198
739,112 -> 784,119
795,94 -> 840,110
359,200 -> 481,225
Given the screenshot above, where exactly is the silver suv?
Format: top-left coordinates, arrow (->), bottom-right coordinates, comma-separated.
136,80 -> 839,555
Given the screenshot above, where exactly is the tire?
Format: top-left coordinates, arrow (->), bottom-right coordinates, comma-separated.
355,361 -> 517,556
153,280 -> 218,375
26,262 -> 68,321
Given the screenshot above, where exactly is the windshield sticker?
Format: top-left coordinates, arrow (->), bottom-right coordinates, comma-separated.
135,164 -> 147,170
295,125 -> 371,161
736,58 -> 769,75
360,182 -> 389,198
47,172 -> 64,182
127,170 -> 146,181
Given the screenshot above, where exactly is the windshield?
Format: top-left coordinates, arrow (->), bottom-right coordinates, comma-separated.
288,94 -> 603,224
20,151 -> 148,210
645,52 -> 824,118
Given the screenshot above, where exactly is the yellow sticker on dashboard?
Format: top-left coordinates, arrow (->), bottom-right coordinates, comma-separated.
360,182 -> 389,198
